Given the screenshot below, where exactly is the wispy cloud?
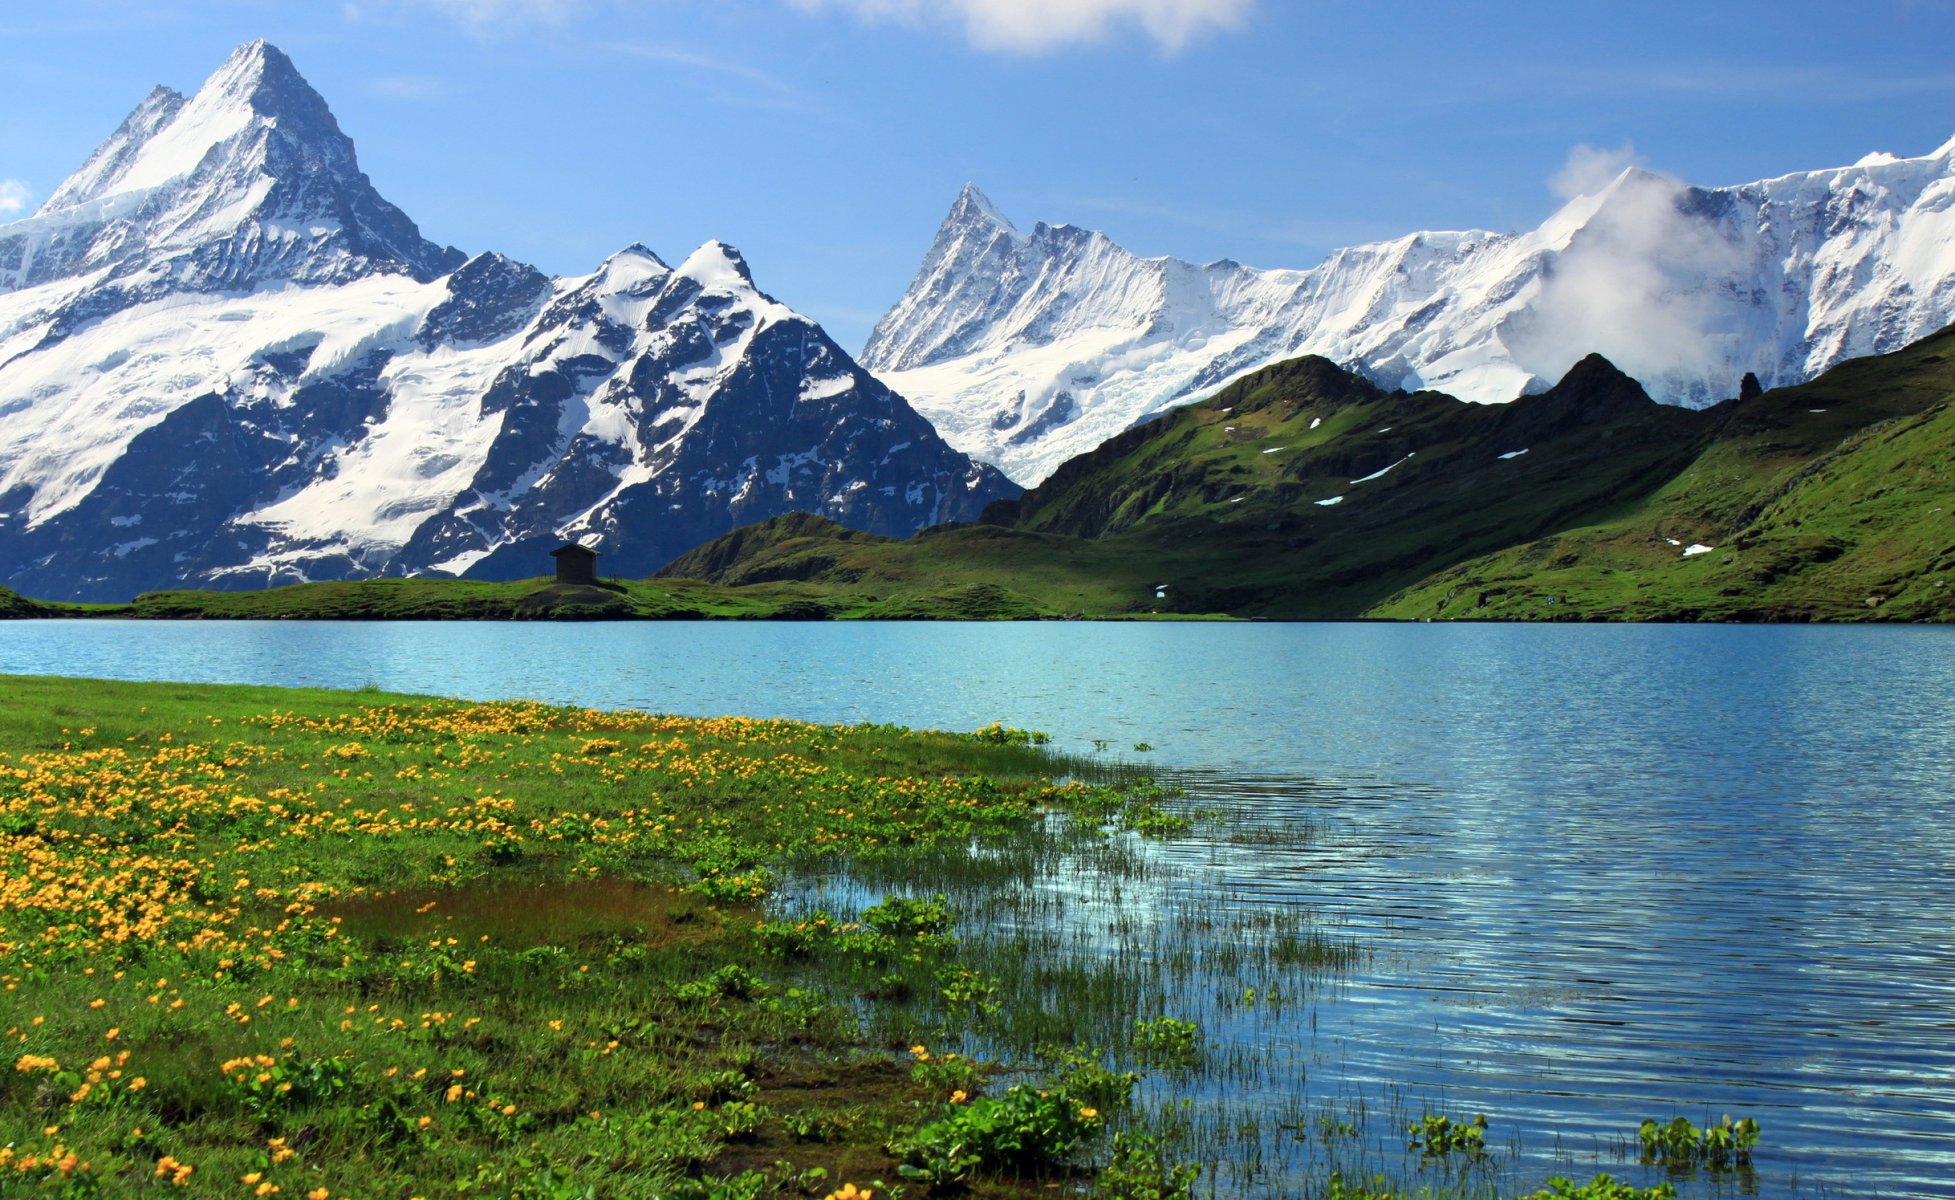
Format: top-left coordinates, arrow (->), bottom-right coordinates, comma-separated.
0,180 -> 30,216
607,42 -> 817,112
784,0 -> 1256,55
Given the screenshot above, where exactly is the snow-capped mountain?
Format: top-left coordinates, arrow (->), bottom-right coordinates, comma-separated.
866,142 -> 1955,484
0,41 -> 1013,601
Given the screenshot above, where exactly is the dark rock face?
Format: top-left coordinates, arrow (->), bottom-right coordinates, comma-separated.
0,42 -> 1018,602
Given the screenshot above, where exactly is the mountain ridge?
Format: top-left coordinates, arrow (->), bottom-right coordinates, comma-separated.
866,141 -> 1955,485
0,41 -> 1015,601
664,322 -> 1955,621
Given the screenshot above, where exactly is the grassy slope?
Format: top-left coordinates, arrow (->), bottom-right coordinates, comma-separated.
0,675 -> 1192,1198
1372,326 -> 1955,620
0,585 -> 51,618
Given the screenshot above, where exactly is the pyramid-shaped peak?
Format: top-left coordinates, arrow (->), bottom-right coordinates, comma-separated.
1541,353 -> 1655,414
946,183 -> 1018,236
40,39 -> 344,213
197,39 -> 339,130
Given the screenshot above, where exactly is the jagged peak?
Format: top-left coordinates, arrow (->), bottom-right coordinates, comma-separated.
675,240 -> 754,290
39,39 -> 344,213
447,249 -> 548,284
945,183 -> 1018,238
37,85 -> 186,213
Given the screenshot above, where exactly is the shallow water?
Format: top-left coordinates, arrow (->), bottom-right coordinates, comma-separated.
2,620 -> 1951,1196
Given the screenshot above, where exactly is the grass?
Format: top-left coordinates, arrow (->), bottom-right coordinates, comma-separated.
0,675 -> 1191,1198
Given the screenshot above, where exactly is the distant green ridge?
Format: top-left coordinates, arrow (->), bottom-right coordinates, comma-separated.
662,327 -> 1955,621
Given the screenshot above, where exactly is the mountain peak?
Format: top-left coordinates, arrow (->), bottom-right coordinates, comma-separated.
12,39 -> 464,291
203,40 -> 324,119
1540,353 -> 1655,416
945,183 -> 1018,237
677,240 -> 755,290
39,38 -> 339,213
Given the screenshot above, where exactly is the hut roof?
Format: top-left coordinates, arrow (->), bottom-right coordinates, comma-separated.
549,543 -> 600,559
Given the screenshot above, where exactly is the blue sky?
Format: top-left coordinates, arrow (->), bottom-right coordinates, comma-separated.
3,0 -> 1954,350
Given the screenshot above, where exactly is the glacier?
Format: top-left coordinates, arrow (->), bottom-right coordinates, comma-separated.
865,141 -> 1955,485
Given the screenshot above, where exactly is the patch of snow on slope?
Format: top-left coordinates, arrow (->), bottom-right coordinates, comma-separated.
1351,452 -> 1414,484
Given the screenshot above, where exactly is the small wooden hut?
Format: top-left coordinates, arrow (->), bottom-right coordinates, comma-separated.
549,543 -> 600,586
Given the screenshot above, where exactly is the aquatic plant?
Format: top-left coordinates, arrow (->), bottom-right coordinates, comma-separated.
970,723 -> 1052,747
1636,1114 -> 1758,1169
892,1084 -> 1103,1187
1131,1016 -> 1204,1069
1408,1111 -> 1489,1159
1522,1173 -> 1678,1199
1093,1130 -> 1199,1199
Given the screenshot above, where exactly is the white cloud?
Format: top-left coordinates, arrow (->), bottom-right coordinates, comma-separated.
0,180 -> 30,215
1511,164 -> 1749,394
787,0 -> 1255,54
1550,142 -> 1639,201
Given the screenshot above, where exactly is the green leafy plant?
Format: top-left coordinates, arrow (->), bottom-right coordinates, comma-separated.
1636,1115 -> 1758,1169
937,967 -> 1003,1016
894,1085 -> 1104,1187
970,723 -> 1051,746
861,893 -> 955,938
1521,1174 -> 1678,1199
1093,1130 -> 1198,1199
1323,1171 -> 1399,1200
1044,1045 -> 1140,1114
1132,1016 -> 1202,1069
674,964 -> 769,1003
1408,1111 -> 1488,1159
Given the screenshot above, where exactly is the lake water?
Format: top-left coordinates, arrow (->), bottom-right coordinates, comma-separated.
2,620 -> 1952,1197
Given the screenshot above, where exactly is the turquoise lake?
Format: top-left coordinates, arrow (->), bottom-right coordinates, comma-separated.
1,620 -> 1951,1197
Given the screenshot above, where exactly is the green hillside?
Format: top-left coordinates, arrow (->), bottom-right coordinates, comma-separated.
664,327 -> 1955,622
1374,326 -> 1955,620
83,577 -> 843,622
664,353 -> 1723,618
